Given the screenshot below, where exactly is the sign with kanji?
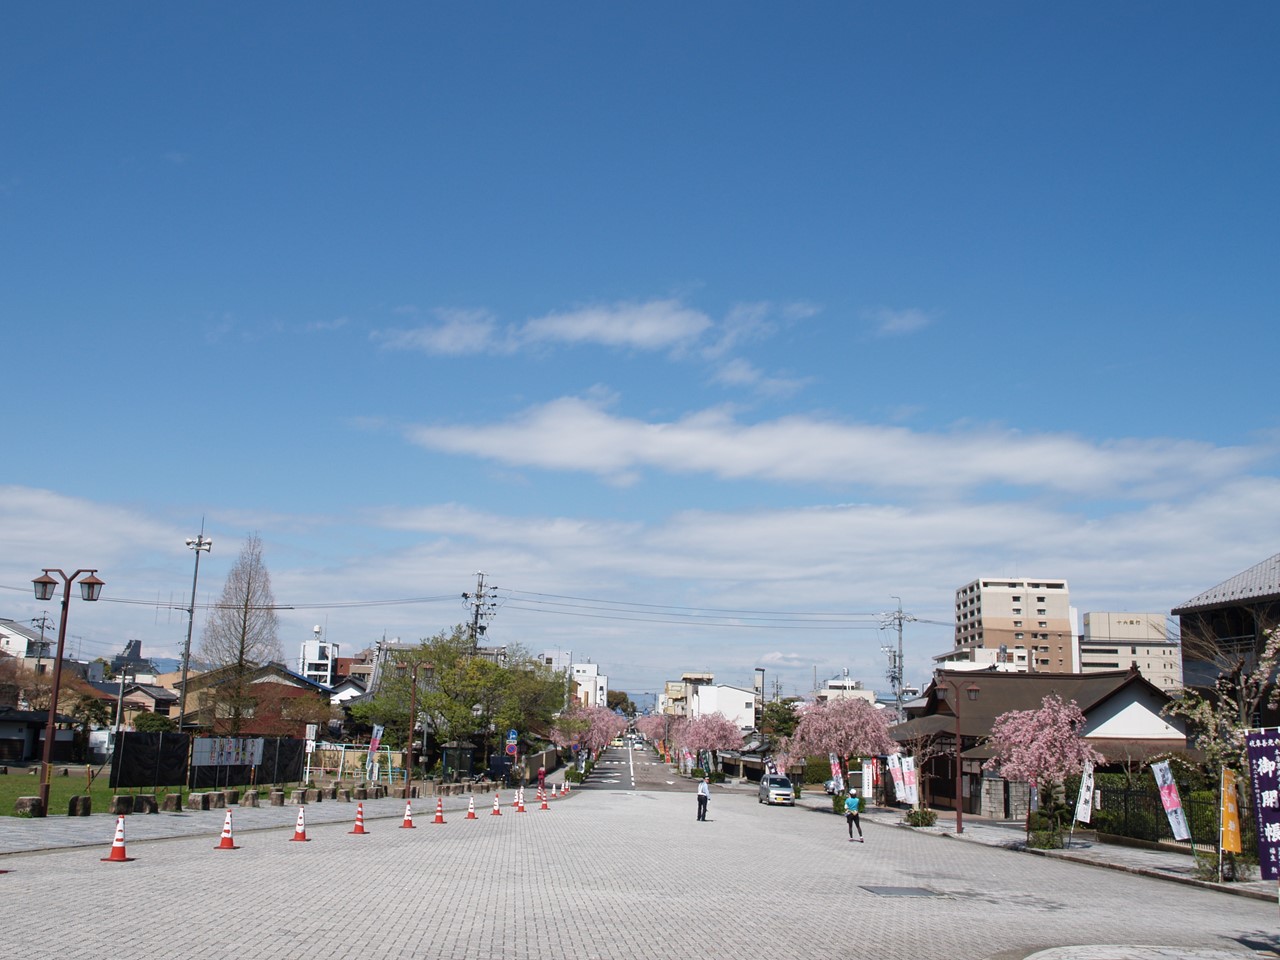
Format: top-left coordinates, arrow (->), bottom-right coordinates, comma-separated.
1219,767 -> 1242,854
1245,728 -> 1280,880
1150,760 -> 1190,841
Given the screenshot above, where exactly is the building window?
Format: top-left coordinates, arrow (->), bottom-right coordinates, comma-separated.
1015,632 -> 1024,640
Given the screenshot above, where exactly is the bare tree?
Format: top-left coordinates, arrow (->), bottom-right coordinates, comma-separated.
197,533 -> 280,734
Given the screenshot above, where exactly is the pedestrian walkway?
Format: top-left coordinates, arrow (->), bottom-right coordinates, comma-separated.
786,788 -> 1279,904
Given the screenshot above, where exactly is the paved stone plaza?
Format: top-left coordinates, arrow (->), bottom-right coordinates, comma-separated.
3,786 -> 1278,960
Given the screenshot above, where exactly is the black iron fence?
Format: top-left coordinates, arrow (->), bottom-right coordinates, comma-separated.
1092,784 -> 1257,856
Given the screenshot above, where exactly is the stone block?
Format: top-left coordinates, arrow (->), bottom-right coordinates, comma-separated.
208,792 -> 226,809
186,792 -> 210,811
305,788 -> 321,803
353,787 -> 368,800
240,790 -> 259,807
161,793 -> 182,812
67,795 -> 92,817
288,789 -> 306,804
15,796 -> 45,817
111,795 -> 135,816
225,790 -> 240,805
134,794 -> 158,814
337,788 -> 352,802
269,790 -> 285,806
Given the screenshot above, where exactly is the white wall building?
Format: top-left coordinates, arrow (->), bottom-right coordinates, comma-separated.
689,683 -> 757,730
298,627 -> 339,687
1080,612 -> 1183,690
571,662 -> 608,707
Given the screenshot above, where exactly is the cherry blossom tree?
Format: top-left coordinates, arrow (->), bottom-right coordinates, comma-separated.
790,697 -> 896,761
676,712 -> 743,773
983,694 -> 1103,838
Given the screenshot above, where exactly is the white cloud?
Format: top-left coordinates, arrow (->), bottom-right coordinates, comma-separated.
373,308 -> 501,355
519,299 -> 712,351
866,307 -> 934,337
405,398 -> 1263,499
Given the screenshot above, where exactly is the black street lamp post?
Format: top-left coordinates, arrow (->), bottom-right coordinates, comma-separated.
32,568 -> 105,816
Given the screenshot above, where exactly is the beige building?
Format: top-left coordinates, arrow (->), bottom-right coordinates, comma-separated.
1080,612 -> 1182,690
950,577 -> 1075,673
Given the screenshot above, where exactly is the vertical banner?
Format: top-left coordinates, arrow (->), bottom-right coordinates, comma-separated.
1074,760 -> 1095,825
885,753 -> 906,801
1150,760 -> 1191,841
1220,767 -> 1242,855
1245,729 -> 1280,880
861,758 -> 876,800
828,753 -> 844,795
901,756 -> 919,806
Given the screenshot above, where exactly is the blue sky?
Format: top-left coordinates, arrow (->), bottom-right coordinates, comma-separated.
3,3 -> 1278,700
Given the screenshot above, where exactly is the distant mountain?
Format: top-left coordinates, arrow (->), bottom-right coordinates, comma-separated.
149,657 -> 182,673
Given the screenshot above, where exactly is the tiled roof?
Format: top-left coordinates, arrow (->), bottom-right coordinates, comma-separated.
1171,552 -> 1280,614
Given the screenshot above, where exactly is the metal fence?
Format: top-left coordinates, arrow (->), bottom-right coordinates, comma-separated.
1093,785 -> 1257,857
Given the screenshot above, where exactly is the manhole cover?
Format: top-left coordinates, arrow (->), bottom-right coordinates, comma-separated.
860,886 -> 940,898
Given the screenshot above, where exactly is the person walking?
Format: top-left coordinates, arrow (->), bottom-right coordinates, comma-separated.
845,787 -> 863,841
696,776 -> 711,821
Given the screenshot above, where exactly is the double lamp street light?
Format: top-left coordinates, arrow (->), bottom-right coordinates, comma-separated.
31,567 -> 105,816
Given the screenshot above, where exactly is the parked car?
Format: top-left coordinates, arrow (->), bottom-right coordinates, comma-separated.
824,778 -> 840,795
758,775 -> 795,806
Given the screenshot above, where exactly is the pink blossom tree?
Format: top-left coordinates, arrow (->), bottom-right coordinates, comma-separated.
790,698 -> 896,767
983,694 -> 1103,838
677,712 -> 744,774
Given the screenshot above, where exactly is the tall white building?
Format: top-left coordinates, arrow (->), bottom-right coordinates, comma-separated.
950,577 -> 1076,673
688,683 -> 757,730
298,627 -> 339,686
570,662 -> 608,707
1080,612 -> 1182,690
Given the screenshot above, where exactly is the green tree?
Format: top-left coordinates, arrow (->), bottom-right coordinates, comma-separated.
762,700 -> 799,737
132,710 -> 176,732
606,690 -> 636,715
197,533 -> 280,735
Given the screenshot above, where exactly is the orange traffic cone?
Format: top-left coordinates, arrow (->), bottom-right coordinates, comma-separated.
552,784 -> 560,799
466,796 -> 478,819
516,788 -> 526,813
290,806 -> 310,842
564,780 -> 570,794
491,793 -> 502,816
433,797 -> 446,824
401,800 -> 416,829
215,809 -> 240,850
101,815 -> 135,862
540,790 -> 550,811
349,802 -> 369,835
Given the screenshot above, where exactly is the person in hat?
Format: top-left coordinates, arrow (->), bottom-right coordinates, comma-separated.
845,787 -> 863,841
696,776 -> 711,821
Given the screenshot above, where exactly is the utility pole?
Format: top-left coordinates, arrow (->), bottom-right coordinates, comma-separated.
462,571 -> 498,654
30,614 -> 53,674
881,597 -> 916,722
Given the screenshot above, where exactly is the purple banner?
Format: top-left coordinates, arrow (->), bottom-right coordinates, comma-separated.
1245,728 -> 1280,881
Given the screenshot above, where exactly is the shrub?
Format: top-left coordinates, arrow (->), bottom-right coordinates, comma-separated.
1028,830 -> 1063,849
832,796 -> 846,815
905,807 -> 937,827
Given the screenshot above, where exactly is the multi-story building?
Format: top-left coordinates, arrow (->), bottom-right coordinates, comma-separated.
950,577 -> 1076,673
298,627 -> 339,687
688,683 -> 757,729
570,662 -> 608,708
1080,612 -> 1182,690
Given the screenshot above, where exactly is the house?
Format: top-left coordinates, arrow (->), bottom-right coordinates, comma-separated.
892,667 -> 1186,820
178,661 -> 333,737
0,706 -> 75,762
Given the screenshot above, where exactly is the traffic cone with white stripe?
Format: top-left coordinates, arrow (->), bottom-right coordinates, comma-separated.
401,800 -> 416,829
290,806 -> 310,842
215,809 -> 240,850
101,815 -> 135,862
433,797 -> 446,824
540,789 -> 550,811
466,796 -> 478,819
552,783 -> 560,799
516,788 -> 526,813
349,802 -> 368,835
491,792 -> 502,816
